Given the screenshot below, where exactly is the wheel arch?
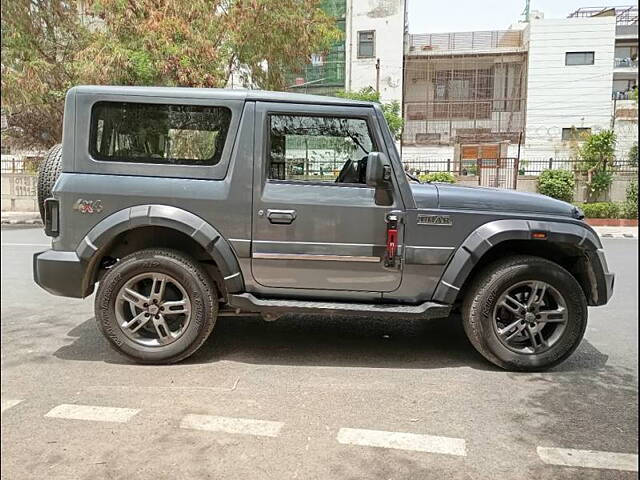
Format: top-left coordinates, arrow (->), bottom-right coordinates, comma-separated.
432,219 -> 603,306
77,205 -> 244,298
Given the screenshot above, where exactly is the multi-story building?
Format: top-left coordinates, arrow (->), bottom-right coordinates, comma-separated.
402,28 -> 528,169
285,0 -> 406,104
402,5 -> 638,165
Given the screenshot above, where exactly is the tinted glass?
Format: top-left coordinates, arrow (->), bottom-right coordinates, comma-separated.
90,102 -> 231,165
268,115 -> 376,184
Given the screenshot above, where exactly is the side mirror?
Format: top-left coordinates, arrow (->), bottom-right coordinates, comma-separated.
365,152 -> 392,188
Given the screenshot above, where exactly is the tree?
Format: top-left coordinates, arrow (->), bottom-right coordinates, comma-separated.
1,0 -> 340,148
1,0 -> 89,148
335,87 -> 404,141
628,142 -> 638,168
574,129 -> 617,201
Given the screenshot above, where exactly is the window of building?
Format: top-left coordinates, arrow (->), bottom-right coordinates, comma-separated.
357,31 -> 375,58
565,52 -> 595,65
615,45 -> 639,60
433,69 -> 493,119
90,102 -> 231,166
562,127 -> 591,141
268,114 -> 376,184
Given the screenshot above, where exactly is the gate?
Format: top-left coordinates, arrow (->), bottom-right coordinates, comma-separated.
477,157 -> 519,189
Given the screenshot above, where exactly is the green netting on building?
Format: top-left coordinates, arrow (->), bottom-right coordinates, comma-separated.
285,0 -> 346,94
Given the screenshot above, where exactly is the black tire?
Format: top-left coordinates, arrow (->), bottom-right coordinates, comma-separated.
37,143 -> 63,221
462,255 -> 587,371
95,248 -> 218,364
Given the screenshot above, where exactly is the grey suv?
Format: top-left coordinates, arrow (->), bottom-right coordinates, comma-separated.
33,86 -> 614,370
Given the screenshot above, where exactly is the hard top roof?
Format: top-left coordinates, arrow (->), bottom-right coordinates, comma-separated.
70,85 -> 375,107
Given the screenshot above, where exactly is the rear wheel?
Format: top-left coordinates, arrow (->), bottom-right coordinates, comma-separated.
37,144 -> 63,221
95,248 -> 218,364
462,255 -> 587,371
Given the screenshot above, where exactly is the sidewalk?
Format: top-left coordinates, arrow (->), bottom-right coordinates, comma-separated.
2,211 -> 638,238
1,211 -> 42,225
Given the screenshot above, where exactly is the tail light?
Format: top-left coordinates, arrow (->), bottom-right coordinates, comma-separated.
44,198 -> 59,237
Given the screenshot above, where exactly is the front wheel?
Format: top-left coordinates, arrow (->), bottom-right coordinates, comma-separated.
95,249 -> 218,364
462,255 -> 587,371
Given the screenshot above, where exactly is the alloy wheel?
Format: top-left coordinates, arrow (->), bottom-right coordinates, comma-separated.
492,280 -> 568,354
115,272 -> 192,347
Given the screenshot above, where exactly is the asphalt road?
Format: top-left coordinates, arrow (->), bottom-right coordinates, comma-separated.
1,226 -> 638,480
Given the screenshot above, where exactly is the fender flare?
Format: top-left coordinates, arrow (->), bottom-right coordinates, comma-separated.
76,204 -> 244,295
431,218 -> 602,304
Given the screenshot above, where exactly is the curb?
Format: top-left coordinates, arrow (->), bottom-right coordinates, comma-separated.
598,232 -> 637,239
1,218 -> 43,225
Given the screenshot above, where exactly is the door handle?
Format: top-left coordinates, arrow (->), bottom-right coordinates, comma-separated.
267,209 -> 296,224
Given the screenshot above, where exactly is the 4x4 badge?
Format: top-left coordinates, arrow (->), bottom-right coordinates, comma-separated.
417,214 -> 452,226
73,199 -> 103,214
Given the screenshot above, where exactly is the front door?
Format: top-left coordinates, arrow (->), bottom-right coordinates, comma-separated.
250,102 -> 403,292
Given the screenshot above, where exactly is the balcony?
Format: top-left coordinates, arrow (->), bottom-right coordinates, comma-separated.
407,30 -> 524,56
614,57 -> 639,69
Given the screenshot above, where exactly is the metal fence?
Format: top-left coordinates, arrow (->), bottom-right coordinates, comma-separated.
1,156 -> 42,174
402,157 -> 639,176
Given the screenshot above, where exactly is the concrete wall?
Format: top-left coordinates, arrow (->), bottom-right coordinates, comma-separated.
523,16 -> 617,158
1,173 -> 38,212
345,0 -> 405,104
452,174 -> 634,203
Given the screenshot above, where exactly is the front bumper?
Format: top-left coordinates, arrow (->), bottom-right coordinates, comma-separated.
590,248 -> 615,306
33,249 -> 90,298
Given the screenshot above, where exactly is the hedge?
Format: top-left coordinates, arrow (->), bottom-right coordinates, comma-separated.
418,172 -> 456,183
574,201 -> 637,220
537,169 -> 575,203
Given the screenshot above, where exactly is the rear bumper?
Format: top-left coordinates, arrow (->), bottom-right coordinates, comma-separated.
33,249 -> 90,298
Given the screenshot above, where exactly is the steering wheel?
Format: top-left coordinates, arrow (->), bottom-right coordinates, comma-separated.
335,159 -> 354,183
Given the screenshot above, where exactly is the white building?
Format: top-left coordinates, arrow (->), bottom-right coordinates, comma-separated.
523,14 -> 617,158
285,0 -> 406,105
402,5 -> 638,167
344,0 -> 406,104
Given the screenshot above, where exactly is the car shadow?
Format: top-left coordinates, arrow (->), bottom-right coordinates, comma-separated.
54,313 -> 610,373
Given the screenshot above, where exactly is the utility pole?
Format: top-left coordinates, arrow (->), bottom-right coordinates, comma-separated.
375,58 -> 380,94
611,96 -> 617,129
522,0 -> 530,22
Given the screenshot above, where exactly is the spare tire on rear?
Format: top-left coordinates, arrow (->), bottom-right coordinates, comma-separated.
37,144 -> 63,221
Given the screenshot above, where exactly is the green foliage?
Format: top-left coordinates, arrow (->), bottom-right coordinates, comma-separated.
628,142 -> 638,168
574,130 -> 617,199
623,180 -> 638,219
589,170 -> 614,197
537,169 -> 575,203
1,0 -> 341,148
335,87 -> 404,141
578,202 -> 621,219
418,172 -> 456,183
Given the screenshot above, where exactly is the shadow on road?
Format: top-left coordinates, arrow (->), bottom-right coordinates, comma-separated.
54,313 -> 610,373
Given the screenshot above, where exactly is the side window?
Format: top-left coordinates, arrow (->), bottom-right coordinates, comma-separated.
268,114 -> 376,184
565,51 -> 594,66
90,102 -> 231,166
358,30 -> 375,58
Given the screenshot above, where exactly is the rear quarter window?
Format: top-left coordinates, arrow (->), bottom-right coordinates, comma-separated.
89,102 -> 232,166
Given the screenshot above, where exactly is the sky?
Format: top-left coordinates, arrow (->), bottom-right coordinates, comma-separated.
407,0 -> 603,33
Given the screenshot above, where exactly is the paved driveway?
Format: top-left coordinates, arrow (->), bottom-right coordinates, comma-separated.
1,226 -> 637,479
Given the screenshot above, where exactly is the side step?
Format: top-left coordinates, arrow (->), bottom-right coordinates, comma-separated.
226,293 -> 451,320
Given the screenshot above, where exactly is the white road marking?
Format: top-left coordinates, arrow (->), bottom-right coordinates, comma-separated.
180,414 -> 284,438
538,447 -> 638,472
336,427 -> 466,456
45,404 -> 140,423
1,243 -> 50,247
1,399 -> 23,414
